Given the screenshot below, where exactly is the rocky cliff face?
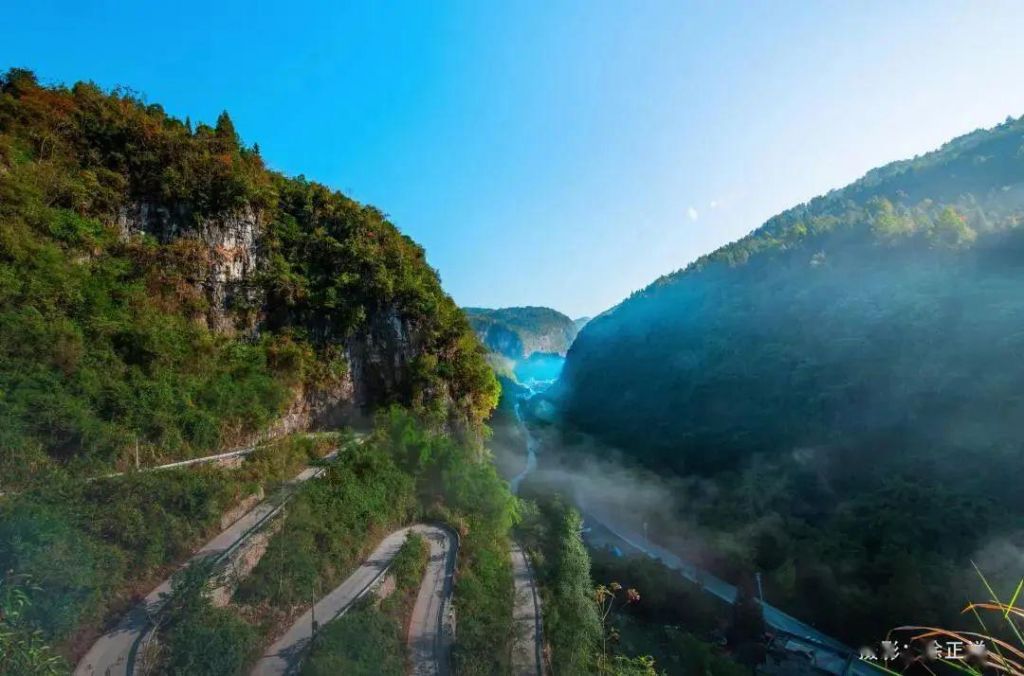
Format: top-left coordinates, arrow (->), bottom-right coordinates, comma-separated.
117,201 -> 261,332
117,200 -> 431,433
478,323 -> 524,360
347,306 -> 423,408
0,73 -> 496,474
465,306 -> 578,359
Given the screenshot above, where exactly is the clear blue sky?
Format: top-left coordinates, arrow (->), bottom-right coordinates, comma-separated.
5,1 -> 1024,317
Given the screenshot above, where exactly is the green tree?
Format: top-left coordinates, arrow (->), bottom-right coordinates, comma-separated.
930,205 -> 976,248
727,581 -> 766,669
213,110 -> 238,149
548,509 -> 602,675
157,557 -> 257,676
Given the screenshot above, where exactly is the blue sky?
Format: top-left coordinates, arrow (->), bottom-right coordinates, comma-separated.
5,1 -> 1024,317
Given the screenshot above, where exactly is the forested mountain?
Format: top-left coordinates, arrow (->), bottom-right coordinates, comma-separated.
0,70 -> 509,672
556,116 -> 1024,642
0,69 -> 497,485
464,306 -> 579,359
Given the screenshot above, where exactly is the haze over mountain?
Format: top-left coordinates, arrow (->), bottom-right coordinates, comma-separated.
8,3 -> 1024,673
464,306 -> 580,360
554,115 -> 1024,643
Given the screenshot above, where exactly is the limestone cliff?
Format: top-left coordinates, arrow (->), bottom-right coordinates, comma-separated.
464,306 -> 578,359
116,200 -> 441,434
0,71 -> 496,474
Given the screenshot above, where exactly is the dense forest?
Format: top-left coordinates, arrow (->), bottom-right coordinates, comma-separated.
556,116 -> 1024,644
0,68 -> 497,485
0,69 -> 508,672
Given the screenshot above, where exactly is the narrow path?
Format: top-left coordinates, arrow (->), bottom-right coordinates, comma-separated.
508,393 -> 545,675
510,543 -> 544,676
251,524 -> 457,676
74,450 -> 339,676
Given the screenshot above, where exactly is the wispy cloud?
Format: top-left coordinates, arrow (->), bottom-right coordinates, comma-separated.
709,199 -> 719,209
687,206 -> 699,221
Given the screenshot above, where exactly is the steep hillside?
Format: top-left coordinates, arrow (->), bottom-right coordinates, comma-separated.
464,306 -> 578,359
556,115 -> 1024,641
0,69 -> 497,485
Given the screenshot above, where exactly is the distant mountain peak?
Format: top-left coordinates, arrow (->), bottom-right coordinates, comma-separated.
463,306 -> 579,358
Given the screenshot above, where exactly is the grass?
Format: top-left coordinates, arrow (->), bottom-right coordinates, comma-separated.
232,438 -> 417,628
0,431 -> 341,663
869,565 -> 1024,675
300,532 -> 430,676
148,409 -> 516,675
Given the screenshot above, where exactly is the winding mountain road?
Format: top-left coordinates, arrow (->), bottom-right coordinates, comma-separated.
251,524 -> 458,676
74,450 -> 340,676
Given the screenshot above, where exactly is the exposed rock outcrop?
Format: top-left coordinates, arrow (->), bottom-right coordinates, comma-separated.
115,201 -> 439,434
347,305 -> 424,408
270,377 -> 358,437
117,202 -> 261,332
464,306 -> 578,359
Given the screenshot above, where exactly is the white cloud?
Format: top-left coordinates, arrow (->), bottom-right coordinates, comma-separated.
687,206 -> 699,221
709,200 -> 719,209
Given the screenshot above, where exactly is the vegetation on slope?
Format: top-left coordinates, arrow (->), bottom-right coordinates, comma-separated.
209,408 -> 516,674
465,306 -> 579,359
235,437 -> 416,611
301,533 -> 430,676
0,67 -> 503,671
517,497 -> 704,675
0,574 -> 68,675
558,115 -> 1024,645
0,68 -> 496,484
588,550 -> 749,676
153,559 -> 259,676
0,434 -> 333,662
368,408 -> 518,676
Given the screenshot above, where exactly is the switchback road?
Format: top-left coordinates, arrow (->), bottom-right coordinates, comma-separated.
74,450 -> 339,676
251,524 -> 457,676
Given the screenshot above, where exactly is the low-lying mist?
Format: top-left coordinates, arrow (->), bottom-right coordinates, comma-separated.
492,403 -> 1024,648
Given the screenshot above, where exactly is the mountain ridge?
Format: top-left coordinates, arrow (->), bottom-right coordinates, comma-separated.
0,69 -> 497,483
555,113 -> 1024,643
464,305 -> 579,359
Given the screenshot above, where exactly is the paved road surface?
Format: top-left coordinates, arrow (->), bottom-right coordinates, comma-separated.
251,524 -> 457,676
510,542 -> 544,676
507,395 -> 546,675
408,525 -> 458,676
75,451 -> 338,676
